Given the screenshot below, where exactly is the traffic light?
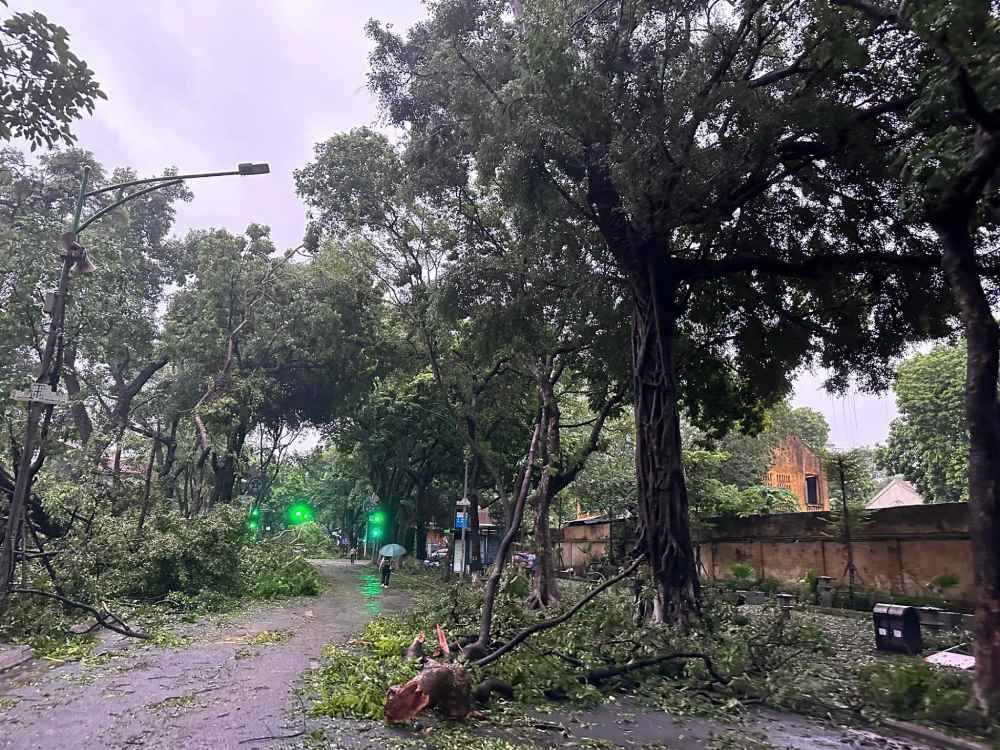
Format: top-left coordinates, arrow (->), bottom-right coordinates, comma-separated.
247,507 -> 261,533
287,500 -> 314,526
369,509 -> 386,540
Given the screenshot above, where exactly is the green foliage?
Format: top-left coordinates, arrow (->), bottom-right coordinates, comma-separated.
241,537 -> 322,600
930,574 -> 960,593
730,564 -> 755,582
863,662 -> 977,728
801,569 -> 819,597
824,449 -> 880,510
273,522 -> 335,557
879,343 -> 968,503
52,507 -> 247,601
311,645 -> 419,719
0,11 -> 105,148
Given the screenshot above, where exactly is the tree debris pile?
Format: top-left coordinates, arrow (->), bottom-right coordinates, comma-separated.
306,572 -> 991,734
0,505 -> 321,657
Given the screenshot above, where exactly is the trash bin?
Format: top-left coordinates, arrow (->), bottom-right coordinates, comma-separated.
873,603 -> 922,654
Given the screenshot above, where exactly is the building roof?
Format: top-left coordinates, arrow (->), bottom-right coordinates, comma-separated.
865,477 -> 925,509
564,512 -> 629,527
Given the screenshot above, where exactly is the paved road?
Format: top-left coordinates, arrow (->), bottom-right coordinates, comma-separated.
0,560 -> 408,750
0,561 -> 941,750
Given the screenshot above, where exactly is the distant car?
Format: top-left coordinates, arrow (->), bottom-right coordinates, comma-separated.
430,547 -> 449,560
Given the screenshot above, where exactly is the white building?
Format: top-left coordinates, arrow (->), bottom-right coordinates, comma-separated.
865,476 -> 925,509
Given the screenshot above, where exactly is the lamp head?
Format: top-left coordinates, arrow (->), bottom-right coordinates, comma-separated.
238,162 -> 270,176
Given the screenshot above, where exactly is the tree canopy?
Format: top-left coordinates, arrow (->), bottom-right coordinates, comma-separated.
880,343 -> 968,503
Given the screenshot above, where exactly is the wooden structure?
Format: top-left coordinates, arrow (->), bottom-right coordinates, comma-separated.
765,435 -> 829,511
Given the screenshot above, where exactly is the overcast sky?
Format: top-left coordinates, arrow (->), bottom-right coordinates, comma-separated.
24,0 -> 899,450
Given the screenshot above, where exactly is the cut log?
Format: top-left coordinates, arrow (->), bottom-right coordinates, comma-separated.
384,659 -> 472,723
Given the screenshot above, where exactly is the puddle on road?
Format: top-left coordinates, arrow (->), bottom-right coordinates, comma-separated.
360,573 -> 383,617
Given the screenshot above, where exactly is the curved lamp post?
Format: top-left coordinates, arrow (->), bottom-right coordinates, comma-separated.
0,162 -> 270,607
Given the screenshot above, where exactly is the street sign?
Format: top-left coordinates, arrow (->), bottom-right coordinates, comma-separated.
455,512 -> 467,529
246,477 -> 264,494
11,384 -> 68,406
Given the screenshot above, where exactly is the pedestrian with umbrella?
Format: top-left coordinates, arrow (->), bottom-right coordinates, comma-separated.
379,544 -> 406,587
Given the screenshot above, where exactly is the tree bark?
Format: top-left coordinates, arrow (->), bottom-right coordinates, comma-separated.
529,372 -> 560,608
630,256 -> 700,623
935,217 -> 1000,716
466,417 -> 542,659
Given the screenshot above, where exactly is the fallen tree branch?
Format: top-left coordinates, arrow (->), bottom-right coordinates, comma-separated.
10,588 -> 149,640
583,651 -> 729,685
473,555 -> 644,669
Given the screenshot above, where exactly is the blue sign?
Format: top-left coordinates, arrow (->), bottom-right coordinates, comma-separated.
455,512 -> 467,529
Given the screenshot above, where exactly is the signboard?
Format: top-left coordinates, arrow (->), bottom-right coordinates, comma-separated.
455,512 -> 467,529
11,384 -> 68,406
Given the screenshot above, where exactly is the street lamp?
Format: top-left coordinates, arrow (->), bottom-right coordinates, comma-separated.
0,161 -> 270,608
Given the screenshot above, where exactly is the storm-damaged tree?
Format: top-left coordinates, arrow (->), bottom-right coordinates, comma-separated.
297,127 -> 631,608
0,150 -> 191,537
366,0 -> 954,622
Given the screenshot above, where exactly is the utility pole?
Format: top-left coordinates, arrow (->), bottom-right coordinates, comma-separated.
0,172 -> 91,606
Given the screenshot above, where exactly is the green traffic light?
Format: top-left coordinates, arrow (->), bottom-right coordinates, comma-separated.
287,501 -> 314,526
370,510 -> 386,525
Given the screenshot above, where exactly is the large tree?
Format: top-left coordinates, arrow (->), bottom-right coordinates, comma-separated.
297,127 -> 628,607
366,0 -> 951,622
880,343 -> 967,503
828,0 -> 1000,713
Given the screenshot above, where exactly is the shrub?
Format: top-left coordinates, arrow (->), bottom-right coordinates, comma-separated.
863,661 -> 981,730
730,563 -> 754,582
930,573 -> 960,593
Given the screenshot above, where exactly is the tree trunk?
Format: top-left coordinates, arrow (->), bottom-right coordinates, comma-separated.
467,418 -> 542,659
630,258 -> 700,623
936,219 -> 1000,716
529,373 -> 560,608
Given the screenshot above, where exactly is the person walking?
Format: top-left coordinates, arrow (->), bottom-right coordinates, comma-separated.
349,546 -> 356,565
380,556 -> 392,587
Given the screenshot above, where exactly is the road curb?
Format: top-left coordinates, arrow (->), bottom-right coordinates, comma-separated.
881,718 -> 991,750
